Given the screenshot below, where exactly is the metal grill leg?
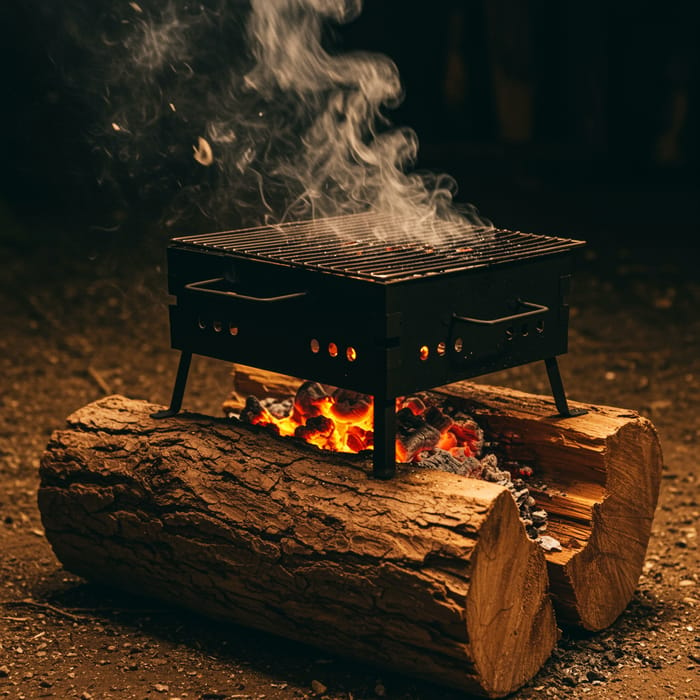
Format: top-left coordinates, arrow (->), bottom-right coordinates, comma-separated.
151,351 -> 192,419
545,357 -> 587,417
373,395 -> 396,479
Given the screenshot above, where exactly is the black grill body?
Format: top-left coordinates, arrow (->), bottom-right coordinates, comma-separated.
157,213 -> 586,477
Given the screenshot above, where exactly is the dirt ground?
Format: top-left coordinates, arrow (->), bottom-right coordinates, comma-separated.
1,184 -> 699,700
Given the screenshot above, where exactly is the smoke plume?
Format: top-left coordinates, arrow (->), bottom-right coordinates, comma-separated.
53,0 -> 492,239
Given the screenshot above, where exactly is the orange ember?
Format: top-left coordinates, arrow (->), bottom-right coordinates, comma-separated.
241,381 -> 482,464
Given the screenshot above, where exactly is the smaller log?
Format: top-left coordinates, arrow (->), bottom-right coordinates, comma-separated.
39,396 -> 557,699
222,364 -> 303,414
222,365 -> 303,414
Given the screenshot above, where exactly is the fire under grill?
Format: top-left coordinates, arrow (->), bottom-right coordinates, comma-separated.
155,211 -> 587,478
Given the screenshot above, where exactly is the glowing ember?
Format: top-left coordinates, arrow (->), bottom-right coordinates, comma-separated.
237,381 -> 483,465
240,382 -> 373,454
193,136 -> 214,166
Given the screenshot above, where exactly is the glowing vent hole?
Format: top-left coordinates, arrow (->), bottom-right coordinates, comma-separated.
437,342 -> 446,356
419,345 -> 429,361
198,318 -> 207,329
454,337 -> 464,353
213,320 -> 223,333
229,324 -> 239,336
328,343 -> 338,358
346,347 -> 357,362
310,338 -> 320,353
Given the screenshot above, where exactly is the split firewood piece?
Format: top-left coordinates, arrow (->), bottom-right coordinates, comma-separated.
437,381 -> 663,631
39,395 -> 557,698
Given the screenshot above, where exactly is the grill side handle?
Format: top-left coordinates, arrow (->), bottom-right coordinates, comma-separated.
452,299 -> 549,326
184,277 -> 307,303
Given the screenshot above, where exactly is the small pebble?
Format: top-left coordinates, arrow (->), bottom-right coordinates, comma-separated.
538,535 -> 563,552
311,679 -> 327,695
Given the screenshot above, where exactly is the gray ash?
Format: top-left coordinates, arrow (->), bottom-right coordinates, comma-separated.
399,393 -> 560,551
416,447 -> 558,549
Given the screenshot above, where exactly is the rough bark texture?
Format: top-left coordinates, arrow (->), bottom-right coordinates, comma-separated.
38,396 -> 557,698
227,366 -> 664,632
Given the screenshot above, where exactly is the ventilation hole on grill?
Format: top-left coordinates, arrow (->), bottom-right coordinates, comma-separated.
346,346 -> 357,362
505,327 -> 514,340
536,320 -> 545,334
213,320 -> 223,333
437,342 -> 446,356
229,324 -> 239,336
419,345 -> 429,361
521,324 -> 529,337
328,342 -> 338,358
197,318 -> 207,330
454,337 -> 464,353
310,338 -> 320,353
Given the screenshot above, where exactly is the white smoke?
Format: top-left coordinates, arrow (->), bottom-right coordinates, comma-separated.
67,0 -> 493,239
231,0 -> 491,239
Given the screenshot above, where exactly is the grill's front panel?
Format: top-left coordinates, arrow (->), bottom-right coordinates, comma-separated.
169,288 -> 395,396
167,246 -> 578,398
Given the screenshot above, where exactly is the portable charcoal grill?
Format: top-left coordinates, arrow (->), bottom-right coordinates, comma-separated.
154,211 -> 587,478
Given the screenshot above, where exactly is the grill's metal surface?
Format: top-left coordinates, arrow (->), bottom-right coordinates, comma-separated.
158,212 -> 587,478
173,212 -> 584,282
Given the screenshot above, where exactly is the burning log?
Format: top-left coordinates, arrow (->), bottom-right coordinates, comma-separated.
228,365 -> 664,632
39,395 -> 557,699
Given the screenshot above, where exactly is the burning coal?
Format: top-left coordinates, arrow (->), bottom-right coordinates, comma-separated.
228,383 -> 560,550
52,0 -> 492,239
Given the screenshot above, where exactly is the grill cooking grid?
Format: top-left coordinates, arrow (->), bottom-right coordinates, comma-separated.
156,212 -> 587,478
173,212 -> 582,282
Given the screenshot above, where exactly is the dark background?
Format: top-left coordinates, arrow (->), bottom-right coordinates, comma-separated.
0,0 -> 698,248
1,5 -> 699,698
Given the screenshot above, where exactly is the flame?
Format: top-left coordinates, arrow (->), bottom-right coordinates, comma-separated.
241,381 -> 482,463
244,384 -> 373,453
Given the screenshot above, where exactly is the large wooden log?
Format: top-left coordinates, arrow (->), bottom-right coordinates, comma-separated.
38,395 -> 557,699
227,366 -> 664,631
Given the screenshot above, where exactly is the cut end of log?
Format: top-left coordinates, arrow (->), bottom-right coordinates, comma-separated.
558,417 -> 663,630
467,488 -> 558,697
39,395 -> 558,698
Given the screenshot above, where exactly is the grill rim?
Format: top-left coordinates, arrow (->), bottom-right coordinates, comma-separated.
171,212 -> 586,283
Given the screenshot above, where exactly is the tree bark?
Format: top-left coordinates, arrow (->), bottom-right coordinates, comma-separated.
226,365 -> 664,631
39,395 -> 557,699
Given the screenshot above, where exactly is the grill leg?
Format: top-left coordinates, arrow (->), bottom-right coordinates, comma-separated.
151,351 -> 192,419
373,395 -> 396,479
545,357 -> 587,417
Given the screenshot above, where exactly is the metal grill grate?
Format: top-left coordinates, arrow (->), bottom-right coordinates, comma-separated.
174,212 -> 585,282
